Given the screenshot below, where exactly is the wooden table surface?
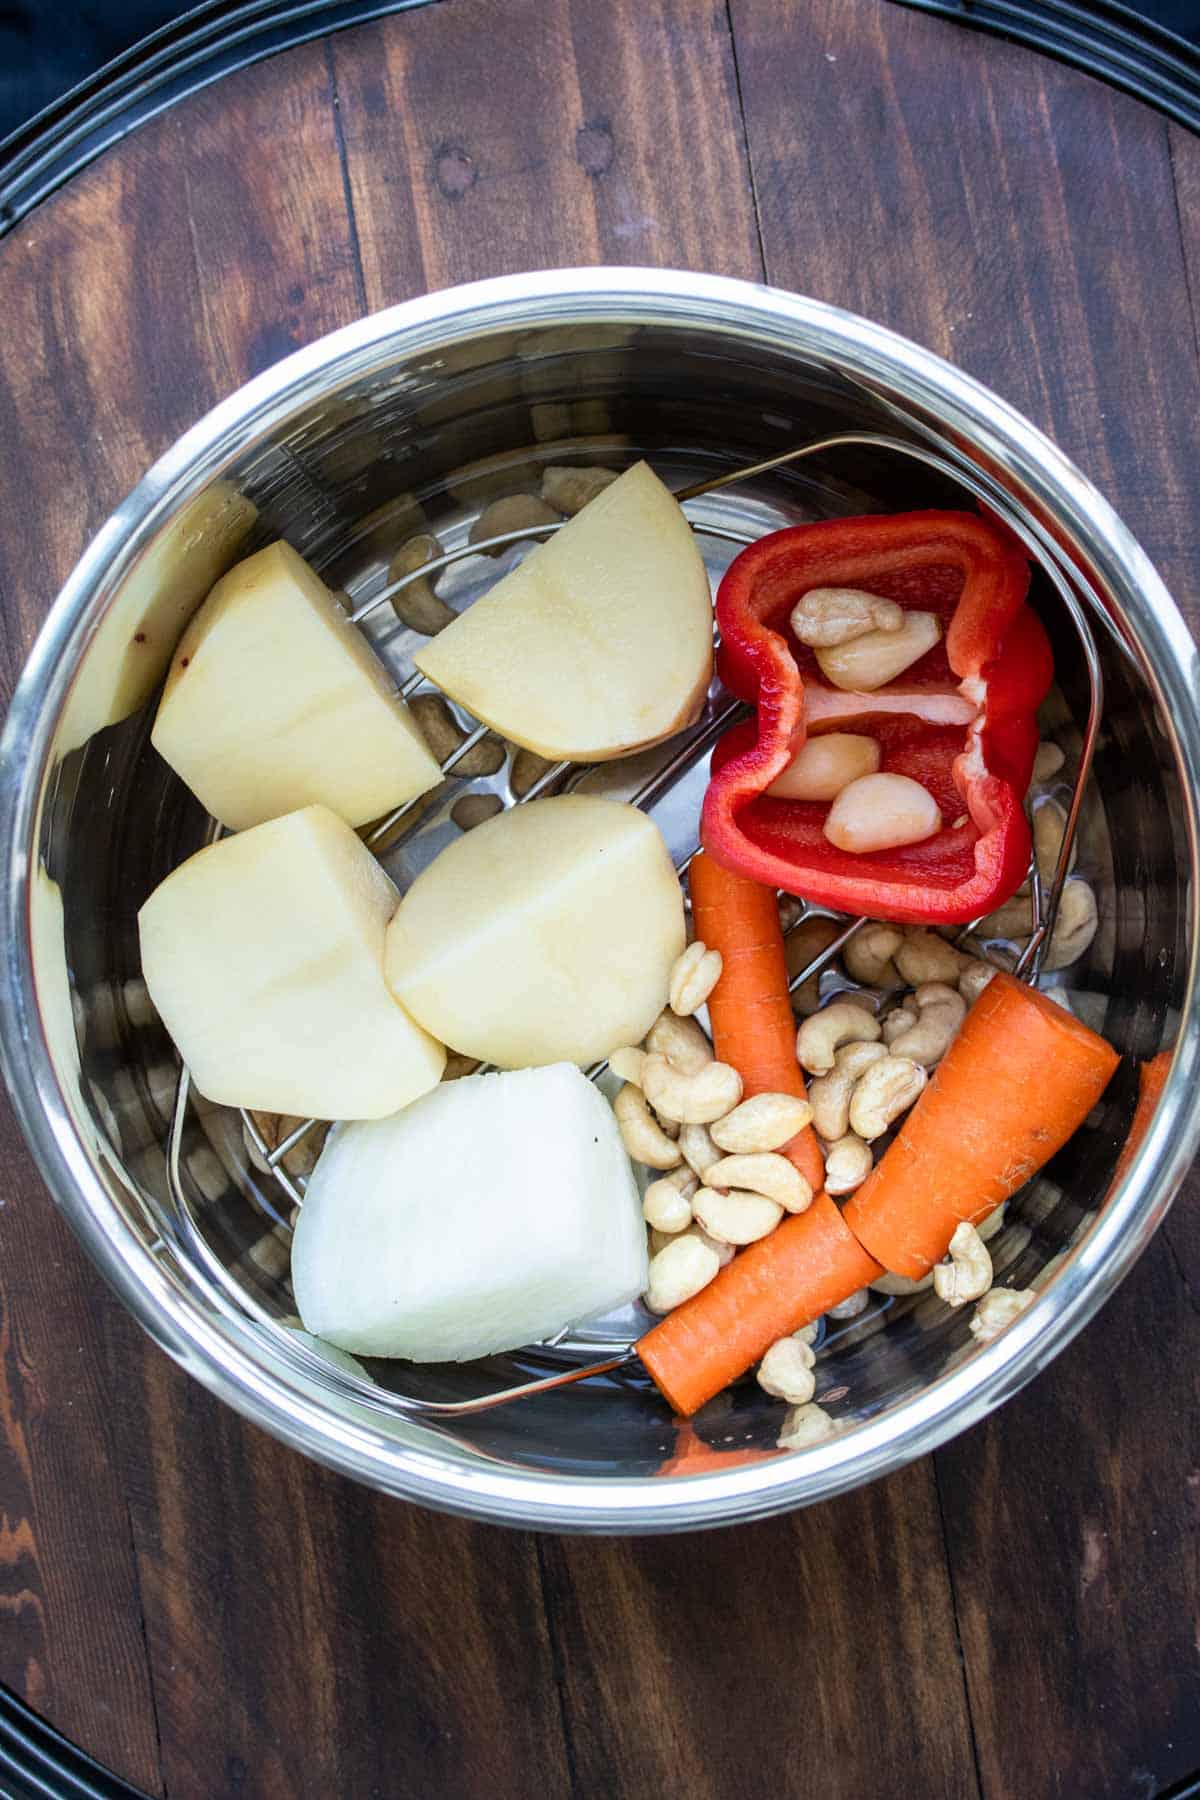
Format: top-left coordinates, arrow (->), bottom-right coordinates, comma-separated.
1,2 -> 1199,1795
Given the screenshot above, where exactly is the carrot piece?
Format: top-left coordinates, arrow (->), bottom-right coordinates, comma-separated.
843,972 -> 1120,1278
1110,1049 -> 1172,1190
638,1194 -> 881,1417
688,851 -> 824,1191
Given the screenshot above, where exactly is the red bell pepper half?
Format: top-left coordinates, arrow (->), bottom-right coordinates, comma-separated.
701,510 -> 1053,927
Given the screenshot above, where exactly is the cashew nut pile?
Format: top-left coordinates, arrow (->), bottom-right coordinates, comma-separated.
613,940 -> 820,1317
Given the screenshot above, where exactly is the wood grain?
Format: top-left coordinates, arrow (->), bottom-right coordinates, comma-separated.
170,40 -> 366,392
0,2 -> 1197,1795
937,1215 -> 1200,1798
122,1348 -> 570,1800
0,1102 -> 163,1793
541,1461 -> 980,1799
330,0 -> 763,309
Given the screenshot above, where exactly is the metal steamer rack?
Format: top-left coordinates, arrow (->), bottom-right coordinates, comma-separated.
165,431 -> 1103,1420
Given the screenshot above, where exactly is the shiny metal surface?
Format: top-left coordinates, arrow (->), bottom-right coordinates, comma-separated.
1,269 -> 1197,1531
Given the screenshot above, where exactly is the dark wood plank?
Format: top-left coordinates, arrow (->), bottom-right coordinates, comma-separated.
330,0 -> 764,309
1168,123 -> 1200,386
0,1102 -> 164,1794
936,1212 -> 1200,1798
541,1461 -> 981,1800
730,4 -> 1200,1792
0,94 -> 242,1795
170,40 -> 367,391
125,1348 -> 570,1800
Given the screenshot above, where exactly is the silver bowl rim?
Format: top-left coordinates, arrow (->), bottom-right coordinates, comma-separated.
2,267 -> 1198,1533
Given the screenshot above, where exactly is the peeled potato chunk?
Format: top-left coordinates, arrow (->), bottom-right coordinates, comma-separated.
413,461 -> 713,760
139,805 -> 445,1118
292,1064 -> 648,1361
151,541 -> 441,830
385,795 -> 686,1067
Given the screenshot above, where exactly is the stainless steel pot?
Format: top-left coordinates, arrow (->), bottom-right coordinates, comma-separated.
2,269 -> 1198,1531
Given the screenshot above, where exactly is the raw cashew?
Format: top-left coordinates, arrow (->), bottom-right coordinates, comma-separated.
881,1005 -> 917,1046
870,1269 -> 934,1295
816,610 -> 940,691
756,1335 -> 817,1403
797,1000 -> 883,1075
794,1321 -> 821,1346
824,773 -> 941,854
821,1133 -> 873,1194
609,1045 -> 647,1086
540,465 -> 618,514
933,1220 -> 993,1306
778,1402 -> 836,1449
689,1223 -> 736,1269
613,1084 -> 682,1170
791,586 -> 904,647
849,1055 -> 926,1140
510,747 -> 555,797
642,1169 -> 697,1233
451,793 -> 503,831
766,733 -> 882,802
786,915 -> 842,1015
1033,796 -> 1075,885
887,982 -> 967,1067
976,880 -> 1097,973
1032,741 -> 1065,783
669,941 -> 723,1017
678,1121 -> 722,1181
707,1153 -> 813,1213
1041,881 -> 1098,972
388,534 -> 457,634
470,493 -> 560,551
808,1041 -> 889,1140
975,893 -> 1034,943
644,1235 -> 720,1313
843,921 -> 903,986
645,1010 -> 713,1075
642,1054 -> 742,1125
827,1287 -> 870,1320
710,1092 -> 813,1154
969,1284 -> 1035,1340
958,959 -> 997,1005
410,693 -> 506,776
694,1185 -> 784,1246
894,929 -> 965,986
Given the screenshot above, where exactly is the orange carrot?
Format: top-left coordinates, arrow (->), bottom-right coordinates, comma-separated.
638,1194 -> 881,1416
1110,1049 -> 1172,1191
656,1420 -> 776,1475
843,972 -> 1120,1278
688,851 -> 824,1191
